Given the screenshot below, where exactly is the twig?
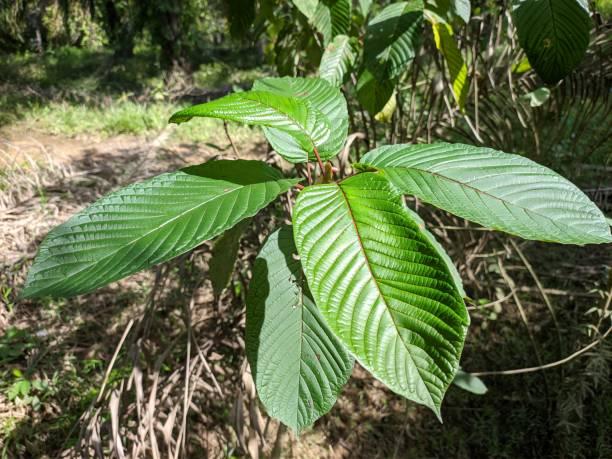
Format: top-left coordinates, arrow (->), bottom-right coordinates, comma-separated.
312,146 -> 325,176
224,121 -> 240,157
467,289 -> 516,311
471,326 -> 611,376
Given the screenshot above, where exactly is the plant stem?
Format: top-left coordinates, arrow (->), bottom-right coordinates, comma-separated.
312,146 -> 325,175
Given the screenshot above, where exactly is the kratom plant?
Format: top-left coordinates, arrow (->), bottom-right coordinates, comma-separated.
21,75 -> 611,433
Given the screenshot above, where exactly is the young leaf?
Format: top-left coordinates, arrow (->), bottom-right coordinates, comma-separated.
209,219 -> 251,297
374,91 -> 397,123
246,226 -> 353,433
363,1 -> 424,80
318,34 -> 357,87
312,0 -> 351,45
359,143 -> 612,244
512,0 -> 591,84
452,369 -> 487,394
293,173 -> 469,417
252,77 -> 348,163
169,90 -> 331,157
22,160 -> 299,298
432,21 -> 468,110
522,87 -> 551,107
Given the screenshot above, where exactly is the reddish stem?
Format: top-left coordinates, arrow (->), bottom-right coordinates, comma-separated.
312,146 -> 325,175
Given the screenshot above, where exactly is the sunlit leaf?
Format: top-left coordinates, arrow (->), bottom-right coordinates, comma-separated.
432,21 -> 468,110
318,34 -> 358,87
293,173 -> 469,417
253,77 -> 348,163
312,0 -> 351,45
359,143 -> 612,244
22,160 -> 299,298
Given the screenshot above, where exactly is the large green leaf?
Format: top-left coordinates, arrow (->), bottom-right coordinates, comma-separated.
246,226 -> 353,433
512,0 -> 591,84
22,160 -> 299,298
312,0 -> 352,45
252,77 -> 348,163
359,143 -> 612,244
363,1 -> 424,80
432,21 -> 468,110
318,34 -> 357,87
169,91 -> 331,158
293,173 -> 469,417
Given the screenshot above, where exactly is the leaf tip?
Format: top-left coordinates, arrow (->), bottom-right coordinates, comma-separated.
168,112 -> 192,124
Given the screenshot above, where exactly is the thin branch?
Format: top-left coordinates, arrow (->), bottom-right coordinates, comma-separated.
312,146 -> 326,176
471,326 -> 611,376
223,121 -> 239,158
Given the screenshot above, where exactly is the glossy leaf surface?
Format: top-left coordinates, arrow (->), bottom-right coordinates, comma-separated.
23,160 -> 298,298
253,77 -> 348,163
293,173 -> 469,416
169,90 -> 331,158
319,35 -> 357,87
359,143 -> 612,244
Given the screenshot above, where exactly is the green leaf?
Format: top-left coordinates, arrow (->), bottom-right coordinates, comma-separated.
522,87 -> 551,107
452,0 -> 470,23
359,143 -> 612,244
22,160 -> 299,298
169,91 -> 331,158
403,207 -> 466,298
512,0 -> 592,84
363,1 -> 424,80
374,91 -> 397,123
292,0 -> 319,20
312,0 -> 352,45
432,21 -> 469,110
356,68 -> 396,115
318,35 -> 358,87
246,226 -> 353,433
358,0 -> 372,16
209,219 -> 251,297
293,173 -> 469,417
252,77 -> 348,163
452,369 -> 487,394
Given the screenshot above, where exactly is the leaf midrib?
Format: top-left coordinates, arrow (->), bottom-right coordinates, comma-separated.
334,182 -> 437,408
245,94 -> 320,149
